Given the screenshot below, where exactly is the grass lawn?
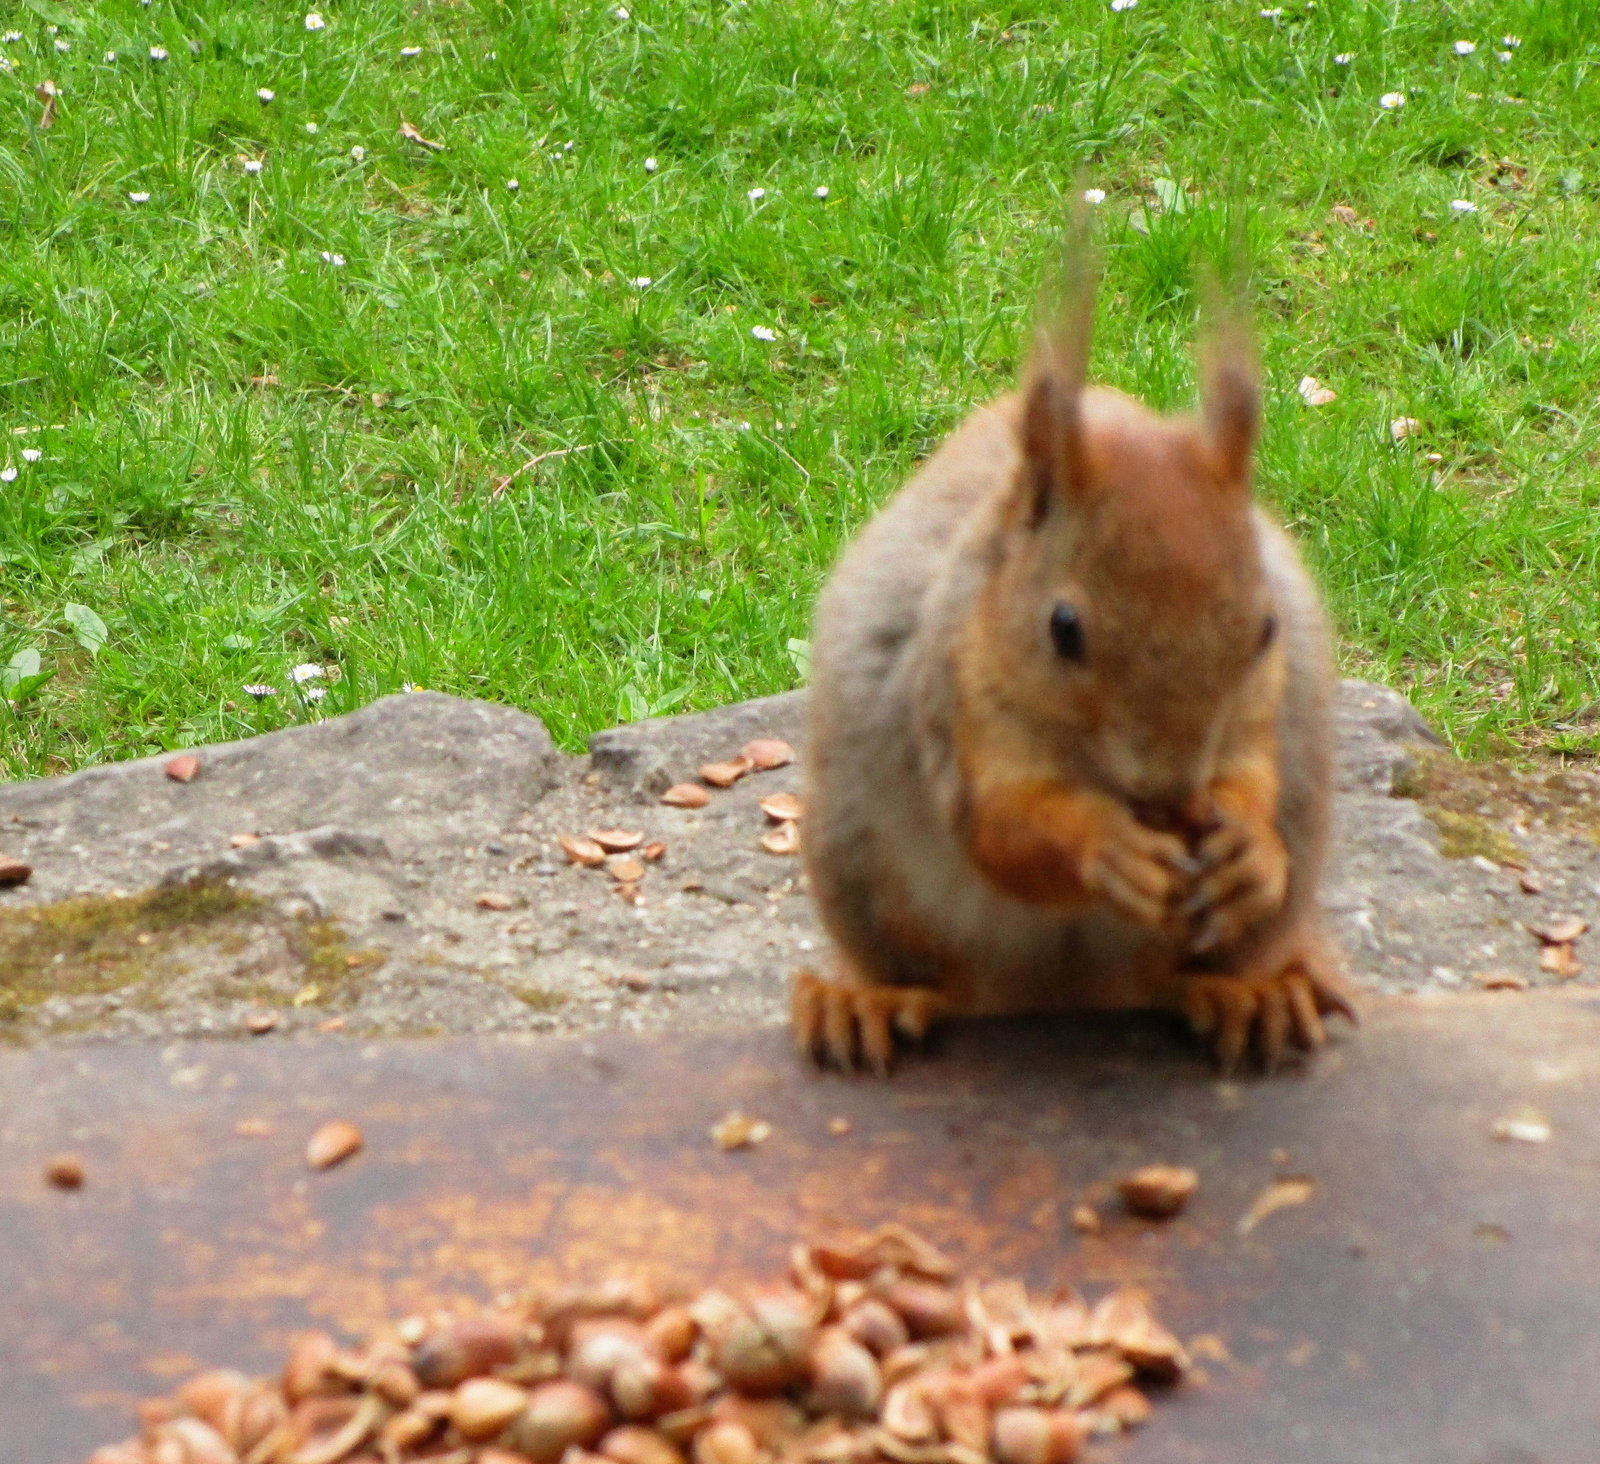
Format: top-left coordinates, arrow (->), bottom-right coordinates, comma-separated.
1,0 -> 1598,778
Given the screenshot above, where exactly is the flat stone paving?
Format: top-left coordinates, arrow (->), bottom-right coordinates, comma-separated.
0,680 -> 1595,1047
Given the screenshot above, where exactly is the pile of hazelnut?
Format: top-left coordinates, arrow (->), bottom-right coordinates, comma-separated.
87,1226 -> 1187,1464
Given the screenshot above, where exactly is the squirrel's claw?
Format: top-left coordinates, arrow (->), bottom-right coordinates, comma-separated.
1184,963 -> 1356,1073
792,969 -> 947,1077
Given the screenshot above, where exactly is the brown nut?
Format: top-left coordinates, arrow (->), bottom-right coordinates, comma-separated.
876,1281 -> 965,1340
644,1307 -> 698,1363
567,1319 -> 655,1392
45,1153 -> 85,1189
601,1425 -> 688,1464
282,1331 -> 343,1404
992,1407 -> 1084,1464
613,1356 -> 695,1420
502,1379 -> 612,1463
839,1299 -> 908,1359
452,1377 -> 530,1441
413,1315 -> 521,1389
707,1396 -> 805,1450
805,1328 -> 882,1419
713,1291 -> 815,1394
305,1120 -> 363,1171
1117,1164 -> 1198,1220
693,1420 -> 757,1464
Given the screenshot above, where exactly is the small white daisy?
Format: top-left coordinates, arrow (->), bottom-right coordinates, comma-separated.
1496,50 -> 1512,62
1450,199 -> 1478,213
128,191 -> 151,203
289,663 -> 325,684
814,185 -> 829,198
400,45 -> 422,58
1082,187 -> 1106,204
105,50 -> 117,62
150,45 -> 168,61
303,685 -> 327,702
402,682 -> 423,693
2,32 -> 22,44
1110,0 -> 1137,11
506,178 -> 519,191
305,12 -> 326,30
1334,52 -> 1354,64
0,59 -> 13,74
257,88 -> 275,103
350,145 -> 366,161
1379,91 -> 1405,109
751,325 -> 778,342
643,156 -> 658,173
0,468 -> 16,483
747,186 -> 766,200
1502,35 -> 1521,48
320,250 -> 346,266
244,159 -> 264,174
21,448 -> 41,462
55,38 -> 71,52
1453,40 -> 1476,56
616,5 -> 630,16
243,684 -> 277,699
630,276 -> 652,289
305,121 -> 318,133
1260,8 -> 1283,17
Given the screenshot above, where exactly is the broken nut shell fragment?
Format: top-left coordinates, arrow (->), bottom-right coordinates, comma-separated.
742,738 -> 795,770
590,829 -> 646,853
661,784 -> 711,809
561,834 -> 609,868
1117,1164 -> 1198,1219
165,754 -> 201,783
699,758 -> 753,789
305,1120 -> 363,1171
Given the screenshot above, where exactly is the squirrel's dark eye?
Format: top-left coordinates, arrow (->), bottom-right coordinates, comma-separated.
1258,614 -> 1278,654
1050,603 -> 1085,663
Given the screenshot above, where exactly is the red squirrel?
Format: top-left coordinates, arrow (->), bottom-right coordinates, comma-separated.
793,264 -> 1355,1074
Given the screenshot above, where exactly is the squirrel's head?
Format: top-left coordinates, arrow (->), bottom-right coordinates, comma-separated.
964,316 -> 1283,816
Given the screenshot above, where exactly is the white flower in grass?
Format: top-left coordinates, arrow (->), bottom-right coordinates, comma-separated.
257,88 -> 275,103
244,159 -> 264,174
814,185 -> 829,198
243,684 -> 277,699
350,145 -> 366,161
289,663 -> 326,684
1496,50 -> 1512,63
616,5 -> 630,16
305,121 -> 318,133
1453,40 -> 1476,56
305,12 -> 326,30
55,38 -> 71,52
506,178 -> 519,191
320,250 -> 346,266
1502,35 -> 1521,48
0,468 -> 16,483
751,325 -> 778,342
105,50 -> 117,62
1110,0 -> 1137,11
747,186 -> 766,200
128,191 -> 151,203
630,276 -> 652,289
402,682 -> 423,693
400,45 -> 422,58
1082,187 -> 1106,204
150,45 -> 169,60
21,449 -> 41,462
1260,8 -> 1283,17
1334,52 -> 1354,64
2,32 -> 22,44
303,685 -> 327,702
1379,91 -> 1405,109
1450,199 -> 1478,213
0,58 -> 12,74
643,156 -> 658,173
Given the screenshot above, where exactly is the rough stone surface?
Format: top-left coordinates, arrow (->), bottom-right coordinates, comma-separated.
0,682 -> 1595,1047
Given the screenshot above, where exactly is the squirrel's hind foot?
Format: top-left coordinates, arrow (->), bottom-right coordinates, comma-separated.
792,969 -> 948,1077
1183,959 -> 1357,1074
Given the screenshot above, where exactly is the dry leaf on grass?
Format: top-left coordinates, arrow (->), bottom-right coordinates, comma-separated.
590,828 -> 645,852
559,833 -> 607,867
701,757 -> 754,788
743,738 -> 796,770
36,80 -> 58,128
1390,416 -> 1422,442
399,119 -> 444,151
306,1120 -> 364,1170
1331,203 -> 1358,225
1236,1176 -> 1315,1235
1297,376 -> 1338,406
711,1111 -> 771,1150
761,822 -> 801,855
662,783 -> 711,808
760,792 -> 804,822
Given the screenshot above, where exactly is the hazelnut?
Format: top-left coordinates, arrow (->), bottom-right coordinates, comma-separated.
452,1378 -> 530,1441
839,1299 -> 908,1359
992,1407 -> 1083,1464
502,1379 -> 612,1462
693,1420 -> 757,1464
644,1306 -> 698,1363
282,1332 -> 343,1404
805,1329 -> 881,1419
601,1424 -> 688,1464
413,1315 -> 520,1389
713,1291 -> 815,1394
875,1281 -> 965,1339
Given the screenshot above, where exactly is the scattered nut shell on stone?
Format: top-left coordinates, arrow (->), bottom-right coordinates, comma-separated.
165,753 -> 201,783
45,1153 -> 85,1189
700,758 -> 753,789
1530,914 -> 1587,945
759,793 -> 804,822
0,855 -> 32,887
561,834 -> 609,867
477,890 -> 516,910
661,784 -> 711,808
641,841 -> 667,862
760,822 -> 800,856
591,829 -> 646,853
608,856 -> 647,883
710,1111 -> 772,1151
741,738 -> 795,770
305,1119 -> 364,1170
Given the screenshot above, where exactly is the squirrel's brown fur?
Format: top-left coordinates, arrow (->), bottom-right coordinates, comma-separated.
794,278 -> 1354,1075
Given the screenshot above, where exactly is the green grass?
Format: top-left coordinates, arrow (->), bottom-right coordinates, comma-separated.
2,0 -> 1598,778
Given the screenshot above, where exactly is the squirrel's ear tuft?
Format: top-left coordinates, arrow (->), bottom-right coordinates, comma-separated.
1018,362 -> 1087,527
1201,325 -> 1259,488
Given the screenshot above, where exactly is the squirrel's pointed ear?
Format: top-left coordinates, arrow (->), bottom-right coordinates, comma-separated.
1200,324 -> 1259,487
1018,360 -> 1087,527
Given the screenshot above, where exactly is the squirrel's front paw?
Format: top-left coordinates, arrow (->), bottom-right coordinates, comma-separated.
1184,964 -> 1357,1072
792,969 -> 948,1077
1184,814 -> 1289,953
1080,805 -> 1195,928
